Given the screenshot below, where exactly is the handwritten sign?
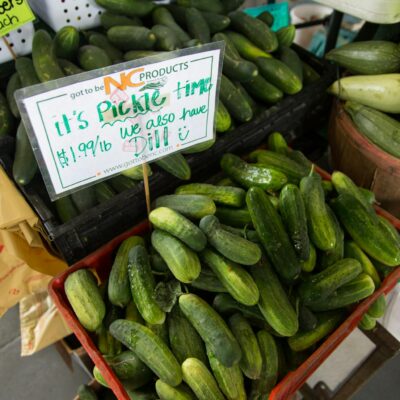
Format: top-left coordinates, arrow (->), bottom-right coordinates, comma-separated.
0,0 -> 35,37
16,43 -> 223,200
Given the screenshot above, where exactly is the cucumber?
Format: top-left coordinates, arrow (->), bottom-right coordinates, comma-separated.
55,196 -> 79,223
88,32 -> 123,63
322,180 -> 334,197
280,45 -> 303,81
6,72 -> 21,118
277,25 -> 296,48
156,380 -> 195,400
326,40 -> 400,75
229,313 -> 262,380
250,258 -> 298,337
360,188 -> 376,205
128,245 -> 166,325
243,75 -> 283,104
58,59 -> 83,76
0,91 -> 14,136
176,183 -> 245,207
97,323 -> 114,357
126,301 -> 145,324
78,45 -> 112,70
344,101 -> 400,158
110,320 -> 182,386
122,164 -> 152,180
257,11 -> 274,27
13,122 -> 38,185
250,330 -> 279,398
32,30 -> 64,82
108,236 -> 145,307
367,295 -> 386,319
151,229 -> 201,283
78,384 -> 98,400
215,206 -> 253,228
182,38 -> 202,48
168,305 -> 208,365
344,241 -> 381,287
203,11 -> 231,33
220,74 -> 253,122
149,207 -> 206,251
256,57 -> 303,95
179,293 -> 242,367
279,184 -> 310,261
124,50 -> 163,61
146,321 -> 169,344
153,7 -> 191,43
182,358 -> 225,400
166,5 -> 187,26
151,25 -> 181,52
54,26 -> 80,60
100,11 -> 143,30
222,0 -> 245,12
220,224 -> 259,243
302,61 -> 320,84
288,311 -> 343,351
124,387 -> 158,399
235,82 -> 261,115
308,273 -> 375,312
216,100 -> 232,132
299,305 -> 318,332
268,132 -> 288,155
95,182 -> 116,203
15,57 -> 40,87
359,313 -> 376,331
206,347 -> 246,400
186,7 -> 210,43
191,268 -> 228,293
378,216 -> 400,246
300,174 -> 337,251
331,193 -> 400,266
199,215 -> 261,265
288,149 -> 312,170
301,243 -> 317,273
221,153 -> 287,191
107,26 -> 156,51
246,187 -> 301,283
70,187 -> 97,212
182,138 -> 215,154
217,177 -> 234,186
225,31 -> 272,62
155,153 -> 191,180
200,248 -> 260,306
229,11 -> 278,53
65,269 -> 105,332
149,252 -> 169,274
249,149 -> 311,183
154,194 -> 216,219
108,175 -> 136,193
96,0 -> 155,17
177,0 -> 224,13
298,258 -> 362,306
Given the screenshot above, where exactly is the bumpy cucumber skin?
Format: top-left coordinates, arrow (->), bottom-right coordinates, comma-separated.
88,32 -> 123,63
367,294 -> 386,319
78,45 -> 112,70
186,7 -> 210,43
191,268 -> 228,293
6,72 -> 21,118
215,206 -> 253,228
0,90 -> 14,137
300,243 -> 317,273
243,74 -> 283,104
359,313 -> 377,331
54,26 -> 80,60
216,100 -> 232,132
155,380 -> 195,400
155,153 -> 191,181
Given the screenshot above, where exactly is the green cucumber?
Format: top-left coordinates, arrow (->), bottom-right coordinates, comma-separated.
146,321 -> 169,344
126,301 -> 145,323
200,248 -> 260,306
256,57 -> 303,95
153,7 -> 191,43
166,5 -> 187,26
154,194 -> 216,219
221,153 -> 287,191
378,216 -> 400,246
177,0 -> 224,13
280,45 -> 303,81
176,183 -> 245,207
206,347 -> 246,400
298,258 -> 362,306
308,273 -> 375,312
322,180 -> 334,196
88,32 -> 123,63
279,184 -> 310,260
151,230 -> 201,283
54,26 -> 80,60
110,320 -> 182,386
124,50 -> 163,61
100,11 -> 143,30
229,313 -> 262,380
300,174 -> 337,251
257,11 -> 274,27
15,57 -> 40,87
229,11 -> 278,52
300,243 -> 317,273
220,224 -> 259,243
186,7 -> 210,43
216,100 -> 232,132
108,236 -> 145,307
215,206 -> 253,228
96,0 -> 155,17
78,45 -> 112,70
179,293 -> 242,367
250,258 -> 298,337
108,175 -> 136,193
277,25 -> 296,48
181,138 -> 215,154
6,72 -> 21,118
128,245 -> 166,325
65,269 -> 105,332
149,207 -> 206,251
0,91 -> 14,137
155,153 -> 191,180
288,149 -> 312,170
107,26 -> 156,51
95,182 -> 116,203
288,311 -> 343,351
243,75 -> 283,104
367,295 -> 386,319
58,59 -> 83,76
359,313 -> 377,331
78,384 -> 98,400
168,305 -> 208,365
302,61 -> 320,84
122,164 -> 152,180
220,74 -> 253,122
55,196 -> 79,223
13,122 -> 38,186
151,25 -> 181,52
181,358 -> 225,400
344,241 -> 381,287
203,11 -> 231,33
299,305 -> 318,332
225,31 -> 272,62
156,380 -> 195,400
235,82 -> 261,115
246,187 -> 301,283
191,268 -> 228,293
268,132 -> 288,155
331,193 -> 400,266
71,187 -> 97,212
32,30 -> 64,82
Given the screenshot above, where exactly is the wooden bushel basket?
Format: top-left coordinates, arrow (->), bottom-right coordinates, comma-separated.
329,101 -> 400,218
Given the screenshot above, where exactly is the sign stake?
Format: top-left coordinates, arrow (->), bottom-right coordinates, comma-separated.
2,37 -> 17,60
142,163 -> 152,223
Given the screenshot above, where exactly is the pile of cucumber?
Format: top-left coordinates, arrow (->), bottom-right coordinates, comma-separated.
65,133 -> 398,400
327,40 -> 400,158
0,0 -> 322,225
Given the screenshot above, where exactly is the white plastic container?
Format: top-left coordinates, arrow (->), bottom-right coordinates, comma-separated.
29,0 -> 104,31
0,22 -> 34,64
314,0 -> 400,24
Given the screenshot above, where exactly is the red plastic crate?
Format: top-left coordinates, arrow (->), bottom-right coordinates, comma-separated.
49,178 -> 400,400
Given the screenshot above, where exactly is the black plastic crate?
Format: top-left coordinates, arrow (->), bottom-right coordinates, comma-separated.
0,46 -> 336,264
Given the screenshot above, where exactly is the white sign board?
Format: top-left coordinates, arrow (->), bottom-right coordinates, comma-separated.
16,43 -> 224,200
